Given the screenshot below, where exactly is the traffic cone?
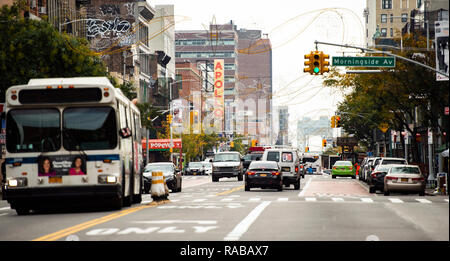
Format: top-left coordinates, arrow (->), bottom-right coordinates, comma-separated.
151,171 -> 168,201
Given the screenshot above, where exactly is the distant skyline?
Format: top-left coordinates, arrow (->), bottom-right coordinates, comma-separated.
152,0 -> 366,150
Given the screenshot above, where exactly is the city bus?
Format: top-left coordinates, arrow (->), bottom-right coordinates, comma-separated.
2,77 -> 143,215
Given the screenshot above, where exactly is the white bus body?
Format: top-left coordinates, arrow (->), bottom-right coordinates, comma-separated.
2,77 -> 143,214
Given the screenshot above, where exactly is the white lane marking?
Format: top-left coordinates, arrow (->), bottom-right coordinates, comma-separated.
224,201 -> 271,241
332,197 -> 344,202
193,199 -> 207,202
305,197 -> 316,202
133,220 -> 217,225
388,198 -> 403,203
277,198 -> 289,202
360,198 -> 374,203
0,207 -> 11,211
249,198 -> 261,202
298,177 -> 312,197
169,199 -> 180,202
445,199 -> 449,203
221,198 -> 234,202
415,199 -> 432,204
228,195 -> 241,198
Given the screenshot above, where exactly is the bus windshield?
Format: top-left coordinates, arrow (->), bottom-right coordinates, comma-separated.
6,108 -> 61,153
63,107 -> 117,151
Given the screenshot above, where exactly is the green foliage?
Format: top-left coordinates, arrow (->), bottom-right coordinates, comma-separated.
0,2 -> 107,101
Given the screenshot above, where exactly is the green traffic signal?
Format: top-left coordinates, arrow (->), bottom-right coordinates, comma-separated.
314,67 -> 320,73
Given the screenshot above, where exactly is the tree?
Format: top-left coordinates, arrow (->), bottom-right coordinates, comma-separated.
324,34 -> 448,162
0,2 -> 107,101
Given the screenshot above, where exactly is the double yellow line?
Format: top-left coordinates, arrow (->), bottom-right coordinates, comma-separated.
32,200 -> 169,241
216,185 -> 244,196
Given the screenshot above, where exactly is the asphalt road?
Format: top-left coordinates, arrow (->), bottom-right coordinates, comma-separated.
0,173 -> 448,241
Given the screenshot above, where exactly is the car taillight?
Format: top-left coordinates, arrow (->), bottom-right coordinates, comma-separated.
247,171 -> 255,175
349,166 -> 353,170
386,176 -> 397,181
300,165 -> 303,169
271,171 -> 280,176
412,177 -> 424,181
295,166 -> 298,172
333,167 -> 337,170
371,172 -> 378,178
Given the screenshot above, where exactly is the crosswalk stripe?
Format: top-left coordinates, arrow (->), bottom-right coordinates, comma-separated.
249,198 -> 261,202
332,198 -> 344,202
193,199 -> 207,202
415,199 -> 432,204
360,198 -> 373,203
277,198 -> 289,202
221,198 -> 234,202
388,198 -> 403,203
305,197 -> 316,202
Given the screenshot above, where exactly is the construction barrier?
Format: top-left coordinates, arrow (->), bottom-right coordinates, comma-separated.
151,171 -> 169,201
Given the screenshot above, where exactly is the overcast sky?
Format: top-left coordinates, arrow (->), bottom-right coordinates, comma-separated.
151,0 -> 366,150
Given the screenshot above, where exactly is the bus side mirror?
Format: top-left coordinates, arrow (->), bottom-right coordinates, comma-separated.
119,127 -> 132,138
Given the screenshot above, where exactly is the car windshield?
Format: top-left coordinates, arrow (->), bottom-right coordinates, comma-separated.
189,162 -> 202,168
63,107 -> 117,151
214,153 -> 240,162
144,164 -> 174,172
6,108 -> 61,153
391,166 -> 420,174
249,162 -> 278,170
334,161 -> 352,166
266,151 -> 280,162
382,159 -> 407,165
302,157 -> 317,163
374,165 -> 392,172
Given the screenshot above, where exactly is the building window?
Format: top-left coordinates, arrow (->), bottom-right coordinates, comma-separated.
175,52 -> 235,58
382,0 -> 392,9
390,14 -> 393,23
381,28 -> 387,37
225,76 -> 235,83
401,13 -> 408,22
381,14 -> 387,23
390,28 -> 393,37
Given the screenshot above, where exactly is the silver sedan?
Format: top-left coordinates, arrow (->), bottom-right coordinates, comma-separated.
383,165 -> 426,196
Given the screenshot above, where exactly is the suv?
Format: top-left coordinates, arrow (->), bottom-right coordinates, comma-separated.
185,162 -> 205,175
242,153 -> 263,172
211,152 -> 243,182
261,148 -> 301,189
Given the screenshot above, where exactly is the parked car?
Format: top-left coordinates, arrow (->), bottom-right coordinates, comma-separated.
361,157 -> 379,182
383,165 -> 425,196
374,157 -> 408,167
211,152 -> 243,182
245,161 -> 282,191
242,153 -> 263,172
185,162 -> 205,175
261,148 -> 301,189
331,161 -> 356,179
302,154 -> 322,175
143,162 -> 182,194
368,164 -> 395,193
202,162 -> 212,175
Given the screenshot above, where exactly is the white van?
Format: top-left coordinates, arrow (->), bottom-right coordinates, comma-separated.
261,148 -> 301,189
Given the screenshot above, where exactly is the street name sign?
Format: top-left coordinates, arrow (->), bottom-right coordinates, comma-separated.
332,56 -> 396,68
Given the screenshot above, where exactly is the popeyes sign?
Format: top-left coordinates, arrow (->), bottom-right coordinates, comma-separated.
214,59 -> 224,122
142,139 -> 182,151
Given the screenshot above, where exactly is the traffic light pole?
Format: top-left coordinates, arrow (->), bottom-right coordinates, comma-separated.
314,40 -> 449,78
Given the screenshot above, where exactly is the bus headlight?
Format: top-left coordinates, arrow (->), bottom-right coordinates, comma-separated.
98,175 -> 118,184
7,177 -> 28,187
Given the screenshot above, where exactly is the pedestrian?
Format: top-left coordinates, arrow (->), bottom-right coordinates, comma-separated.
354,162 -> 360,176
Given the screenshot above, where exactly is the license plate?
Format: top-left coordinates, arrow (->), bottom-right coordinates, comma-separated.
260,174 -> 267,177
282,167 -> 290,172
401,178 -> 408,182
49,176 -> 62,183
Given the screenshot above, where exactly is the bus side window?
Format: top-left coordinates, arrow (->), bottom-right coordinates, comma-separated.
134,114 -> 140,140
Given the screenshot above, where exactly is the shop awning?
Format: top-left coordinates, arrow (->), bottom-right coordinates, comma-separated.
142,139 -> 182,151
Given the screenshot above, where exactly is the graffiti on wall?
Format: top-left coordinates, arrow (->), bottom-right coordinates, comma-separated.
87,1 -> 136,50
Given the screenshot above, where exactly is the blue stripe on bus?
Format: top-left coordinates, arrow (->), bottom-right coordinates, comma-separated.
5,154 -> 120,164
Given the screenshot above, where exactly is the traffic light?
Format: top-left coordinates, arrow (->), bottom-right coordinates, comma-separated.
304,52 -> 313,74
331,116 -> 336,128
321,53 -> 330,73
230,141 -> 234,148
322,139 -> 327,147
166,114 -> 172,124
312,51 -> 321,74
335,116 -> 341,127
251,139 -> 258,147
305,146 -> 309,152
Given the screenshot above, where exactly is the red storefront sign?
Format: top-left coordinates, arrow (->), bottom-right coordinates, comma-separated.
142,139 -> 182,151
